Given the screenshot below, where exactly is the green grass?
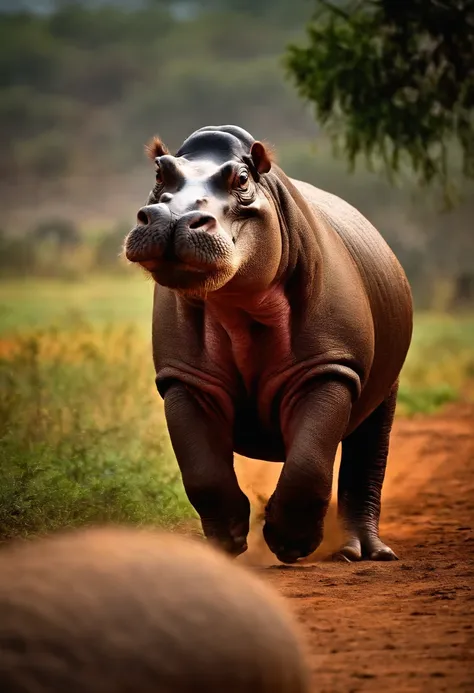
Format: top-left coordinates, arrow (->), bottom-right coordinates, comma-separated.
0,275 -> 154,334
0,277 -> 473,541
398,313 -> 474,415
0,295 -> 196,541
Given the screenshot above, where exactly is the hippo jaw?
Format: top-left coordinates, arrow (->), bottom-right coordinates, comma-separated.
124,211 -> 240,295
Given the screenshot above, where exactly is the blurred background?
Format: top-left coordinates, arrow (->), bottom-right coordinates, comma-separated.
1,0 -> 473,309
0,0 -> 473,541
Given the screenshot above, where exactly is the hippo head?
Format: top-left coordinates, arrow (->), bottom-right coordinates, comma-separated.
125,125 -> 281,297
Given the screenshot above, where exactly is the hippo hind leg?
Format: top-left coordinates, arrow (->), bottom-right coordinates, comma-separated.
335,382 -> 399,562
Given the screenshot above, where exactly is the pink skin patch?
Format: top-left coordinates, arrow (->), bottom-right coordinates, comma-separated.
205,285 -> 292,417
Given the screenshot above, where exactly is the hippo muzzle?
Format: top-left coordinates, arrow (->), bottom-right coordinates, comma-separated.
124,203 -> 236,290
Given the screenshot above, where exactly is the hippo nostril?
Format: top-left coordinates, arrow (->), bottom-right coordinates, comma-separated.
136,204 -> 170,227
189,215 -> 215,230
137,209 -> 150,226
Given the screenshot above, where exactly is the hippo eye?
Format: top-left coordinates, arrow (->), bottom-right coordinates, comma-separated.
155,165 -> 163,184
237,170 -> 249,190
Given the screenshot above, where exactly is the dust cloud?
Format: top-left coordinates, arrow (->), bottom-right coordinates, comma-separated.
234,413 -> 462,566
234,448 -> 344,566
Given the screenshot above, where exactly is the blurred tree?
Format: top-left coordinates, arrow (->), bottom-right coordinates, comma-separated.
33,218 -> 80,247
95,222 -> 129,270
286,0 -> 474,198
0,0 -> 473,306
0,0 -> 314,187
0,230 -> 35,277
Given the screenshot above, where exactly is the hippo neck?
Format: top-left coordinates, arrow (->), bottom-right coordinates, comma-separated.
205,285 -> 292,394
208,284 -> 290,326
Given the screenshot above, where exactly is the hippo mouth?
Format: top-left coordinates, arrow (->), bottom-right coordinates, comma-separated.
125,215 -> 238,292
129,237 -> 229,277
140,258 -> 208,275
127,243 -> 236,295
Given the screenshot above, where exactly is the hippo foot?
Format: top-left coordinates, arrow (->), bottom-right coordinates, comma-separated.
332,534 -> 398,562
201,494 -> 251,558
263,495 -> 325,564
203,523 -> 249,558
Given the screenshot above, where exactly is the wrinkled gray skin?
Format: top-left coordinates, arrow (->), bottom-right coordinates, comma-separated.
125,125 -> 413,564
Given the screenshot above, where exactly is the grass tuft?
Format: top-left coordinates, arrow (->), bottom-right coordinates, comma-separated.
0,323 -> 194,542
397,314 -> 474,415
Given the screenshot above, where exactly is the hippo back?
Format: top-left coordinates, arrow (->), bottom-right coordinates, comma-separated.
291,178 -> 413,425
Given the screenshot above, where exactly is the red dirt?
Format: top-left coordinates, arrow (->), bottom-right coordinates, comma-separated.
235,404 -> 474,692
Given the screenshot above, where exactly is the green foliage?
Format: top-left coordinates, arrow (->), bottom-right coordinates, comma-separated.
0,229 -> 36,276
0,218 -> 130,280
0,1 -> 313,187
286,0 -> 474,198
397,383 -> 458,416
398,314 -> 474,415
95,221 -> 130,270
33,218 -> 80,245
0,321 -> 195,541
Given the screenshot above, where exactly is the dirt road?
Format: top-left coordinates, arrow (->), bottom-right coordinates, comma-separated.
235,404 -> 474,692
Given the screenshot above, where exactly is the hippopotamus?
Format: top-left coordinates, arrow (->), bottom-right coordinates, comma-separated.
0,527 -> 309,693
125,125 -> 413,564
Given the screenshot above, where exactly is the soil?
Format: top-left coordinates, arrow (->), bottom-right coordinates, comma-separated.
234,403 -> 474,692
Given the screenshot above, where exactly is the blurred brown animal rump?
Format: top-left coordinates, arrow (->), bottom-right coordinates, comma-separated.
0,527 -> 309,693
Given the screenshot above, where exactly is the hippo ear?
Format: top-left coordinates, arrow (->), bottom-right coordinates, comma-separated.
145,136 -> 169,161
250,141 -> 272,174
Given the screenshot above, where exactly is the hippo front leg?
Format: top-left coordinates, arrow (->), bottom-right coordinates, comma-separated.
164,383 -> 250,557
263,379 -> 352,564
